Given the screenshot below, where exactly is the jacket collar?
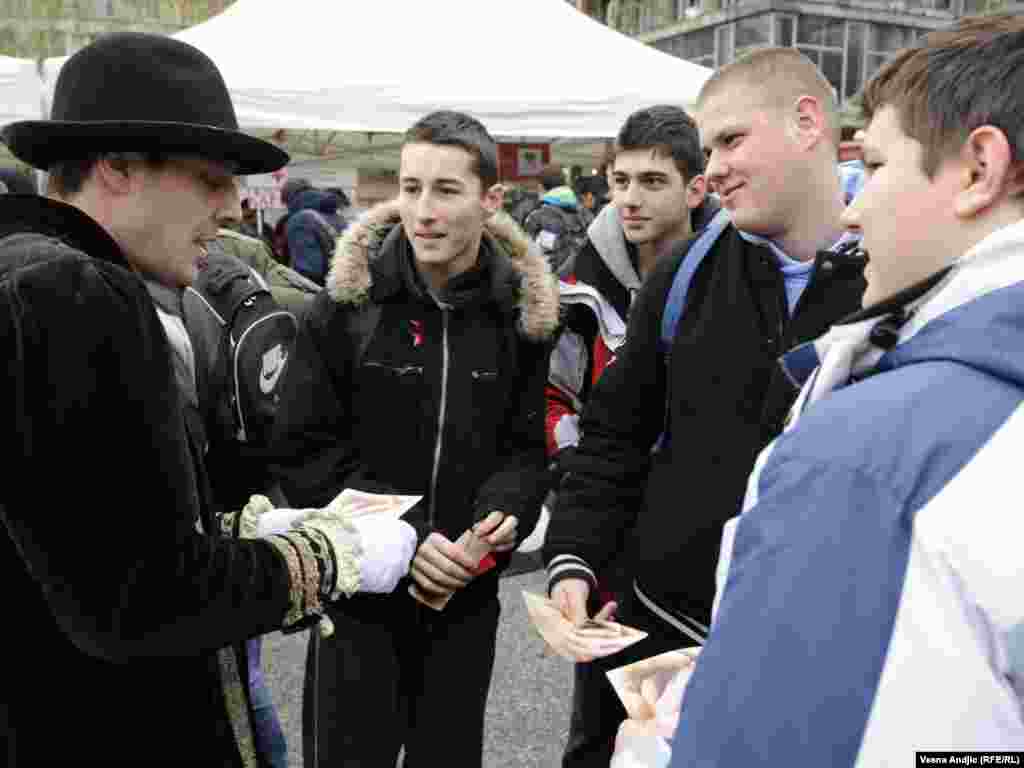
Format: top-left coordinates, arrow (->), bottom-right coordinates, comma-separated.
0,194 -> 130,274
327,205 -> 559,341
585,196 -> 725,295
366,225 -> 519,311
585,203 -> 642,295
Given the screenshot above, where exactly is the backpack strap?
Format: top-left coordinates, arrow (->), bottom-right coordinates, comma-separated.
651,208 -> 730,455
195,248 -> 267,324
659,208 -> 731,353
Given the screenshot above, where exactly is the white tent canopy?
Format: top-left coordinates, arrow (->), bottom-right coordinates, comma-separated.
0,55 -> 44,125
43,0 -> 711,138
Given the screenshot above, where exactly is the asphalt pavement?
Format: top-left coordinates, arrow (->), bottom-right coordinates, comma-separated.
261,566 -> 575,767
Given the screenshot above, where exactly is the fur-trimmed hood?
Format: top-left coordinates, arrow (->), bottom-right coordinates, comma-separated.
326,201 -> 559,341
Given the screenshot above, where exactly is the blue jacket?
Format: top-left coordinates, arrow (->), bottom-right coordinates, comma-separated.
285,189 -> 345,285
671,220 -> 1024,765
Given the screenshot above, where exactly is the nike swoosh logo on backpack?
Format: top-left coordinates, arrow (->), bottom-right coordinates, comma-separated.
260,345 -> 289,394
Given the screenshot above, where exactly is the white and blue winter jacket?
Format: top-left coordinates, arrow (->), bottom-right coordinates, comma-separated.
670,219 -> 1024,766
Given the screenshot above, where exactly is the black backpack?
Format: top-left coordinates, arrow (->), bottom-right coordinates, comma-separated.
183,245 -> 298,451
524,203 -> 592,277
503,187 -> 541,228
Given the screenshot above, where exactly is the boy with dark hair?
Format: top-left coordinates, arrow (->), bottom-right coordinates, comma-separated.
544,54 -> 867,767
272,109 -> 559,767
544,103 -> 714,768
669,14 -> 1024,765
547,106 -> 713,462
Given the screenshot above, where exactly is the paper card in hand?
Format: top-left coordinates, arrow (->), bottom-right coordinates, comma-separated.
522,591 -> 648,661
326,489 -> 423,520
248,489 -> 422,538
606,648 -> 700,725
409,527 -> 496,610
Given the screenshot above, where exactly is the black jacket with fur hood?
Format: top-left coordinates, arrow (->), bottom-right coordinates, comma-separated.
272,203 -> 559,580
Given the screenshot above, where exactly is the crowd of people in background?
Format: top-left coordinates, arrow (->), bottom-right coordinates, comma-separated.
3,12 -> 1024,768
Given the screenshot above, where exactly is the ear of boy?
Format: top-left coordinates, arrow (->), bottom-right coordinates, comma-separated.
954,126 -> 1015,219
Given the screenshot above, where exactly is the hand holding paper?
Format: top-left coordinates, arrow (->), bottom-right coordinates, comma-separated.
293,489 -> 421,597
522,591 -> 647,661
607,648 -> 701,767
478,510 -> 519,553
409,512 -> 504,610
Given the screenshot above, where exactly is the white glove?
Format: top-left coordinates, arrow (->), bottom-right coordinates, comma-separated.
350,514 -> 418,594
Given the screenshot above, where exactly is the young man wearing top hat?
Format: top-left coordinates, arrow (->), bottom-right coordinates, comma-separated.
0,32 -> 420,767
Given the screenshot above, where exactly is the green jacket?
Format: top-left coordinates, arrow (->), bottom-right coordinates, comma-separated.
215,227 -> 321,314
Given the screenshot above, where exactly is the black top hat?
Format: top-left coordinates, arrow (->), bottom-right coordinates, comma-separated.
2,32 -> 288,175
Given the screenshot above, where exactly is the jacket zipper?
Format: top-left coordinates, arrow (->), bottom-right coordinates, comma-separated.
428,308 -> 450,528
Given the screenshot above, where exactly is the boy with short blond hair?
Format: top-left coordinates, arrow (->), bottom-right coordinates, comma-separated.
670,14 -> 1024,766
544,52 -> 866,766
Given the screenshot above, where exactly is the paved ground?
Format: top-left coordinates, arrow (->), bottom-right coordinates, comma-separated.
261,566 -> 575,767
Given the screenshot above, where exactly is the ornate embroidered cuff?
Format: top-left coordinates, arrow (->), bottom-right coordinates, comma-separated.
266,534 -> 324,629
294,511 -> 363,601
222,495 -> 274,540
237,495 -> 273,539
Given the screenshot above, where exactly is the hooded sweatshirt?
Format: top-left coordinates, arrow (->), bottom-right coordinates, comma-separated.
545,198 -> 721,456
672,219 -> 1024,766
285,189 -> 345,285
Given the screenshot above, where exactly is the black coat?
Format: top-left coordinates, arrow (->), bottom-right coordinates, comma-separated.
272,210 -> 559,601
545,224 -> 866,625
0,196 -> 303,768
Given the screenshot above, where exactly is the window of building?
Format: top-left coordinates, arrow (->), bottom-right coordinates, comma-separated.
775,15 -> 794,47
716,22 -> 734,65
864,23 -> 919,81
691,27 -> 716,67
638,6 -> 659,34
845,22 -> 865,107
734,14 -> 771,58
797,15 -> 845,48
794,16 -> 845,103
652,27 -> 716,69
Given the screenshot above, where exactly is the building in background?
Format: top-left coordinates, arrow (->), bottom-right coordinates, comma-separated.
0,0 -> 234,58
572,0 -> 1022,128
